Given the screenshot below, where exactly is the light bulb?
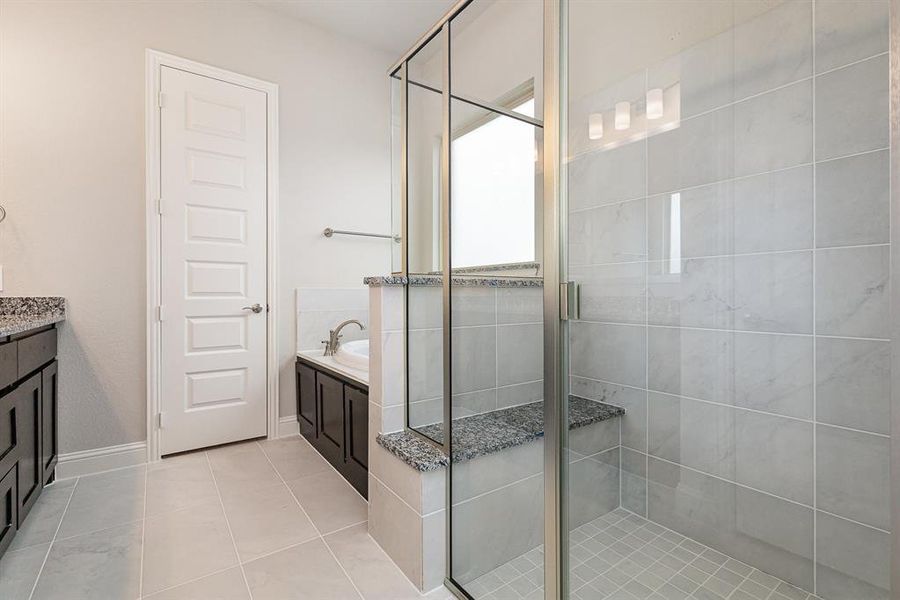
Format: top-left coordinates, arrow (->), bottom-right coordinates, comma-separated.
647,88 -> 664,119
615,101 -> 631,130
588,113 -> 604,140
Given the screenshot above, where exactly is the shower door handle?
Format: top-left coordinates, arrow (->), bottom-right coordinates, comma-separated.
560,282 -> 580,321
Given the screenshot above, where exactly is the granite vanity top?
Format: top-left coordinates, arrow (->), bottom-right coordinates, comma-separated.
364,275 -> 542,288
376,396 -> 624,472
0,297 -> 66,337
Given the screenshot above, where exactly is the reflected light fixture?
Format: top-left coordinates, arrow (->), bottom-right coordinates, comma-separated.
588,113 -> 604,139
615,101 -> 631,130
647,88 -> 664,119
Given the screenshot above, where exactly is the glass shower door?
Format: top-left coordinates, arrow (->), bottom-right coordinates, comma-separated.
563,1 -> 892,599
443,1 -> 547,598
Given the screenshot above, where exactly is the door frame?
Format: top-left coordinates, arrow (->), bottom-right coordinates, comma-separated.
144,49 -> 279,462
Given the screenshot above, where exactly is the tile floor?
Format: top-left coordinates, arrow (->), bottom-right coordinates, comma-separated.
0,436 -> 455,600
465,508 -> 823,600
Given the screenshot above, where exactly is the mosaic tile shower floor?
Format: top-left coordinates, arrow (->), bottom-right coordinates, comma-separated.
466,508 -> 822,600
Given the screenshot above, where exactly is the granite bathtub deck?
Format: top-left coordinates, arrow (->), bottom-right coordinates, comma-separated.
376,396 -> 624,472
0,296 -> 66,337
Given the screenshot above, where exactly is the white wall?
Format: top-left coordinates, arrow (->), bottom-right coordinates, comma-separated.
0,0 -> 394,454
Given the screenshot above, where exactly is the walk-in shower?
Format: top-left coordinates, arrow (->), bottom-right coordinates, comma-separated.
390,1 -> 897,598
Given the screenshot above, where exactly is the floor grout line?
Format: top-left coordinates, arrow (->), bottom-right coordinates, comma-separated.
205,451 -> 255,600
26,477 -> 80,600
138,463 -> 149,598
255,440 -> 366,600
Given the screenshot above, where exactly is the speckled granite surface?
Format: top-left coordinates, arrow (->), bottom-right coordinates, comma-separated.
427,262 -> 541,275
376,396 -> 624,472
364,275 -> 542,288
0,297 -> 66,337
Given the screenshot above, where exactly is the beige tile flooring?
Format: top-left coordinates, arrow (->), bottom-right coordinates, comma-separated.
466,509 -> 822,600
0,436 -> 455,600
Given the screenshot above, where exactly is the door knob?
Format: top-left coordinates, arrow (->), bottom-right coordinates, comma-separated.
242,303 -> 264,313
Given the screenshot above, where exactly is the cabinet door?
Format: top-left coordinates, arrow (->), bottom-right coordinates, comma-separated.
0,465 -> 17,556
343,385 -> 368,499
0,388 -> 16,483
41,361 -> 59,485
296,362 -> 317,440
316,372 -> 344,465
14,373 -> 41,523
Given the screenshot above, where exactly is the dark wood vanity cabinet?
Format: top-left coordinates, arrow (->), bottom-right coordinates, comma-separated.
0,326 -> 60,559
295,358 -> 368,499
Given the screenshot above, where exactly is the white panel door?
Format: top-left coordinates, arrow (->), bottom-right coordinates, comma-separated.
160,66 -> 268,455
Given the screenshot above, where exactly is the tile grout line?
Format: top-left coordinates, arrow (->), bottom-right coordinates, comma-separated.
204,451 -> 255,600
643,64 -> 651,524
575,373 -> 891,439
569,146 -> 888,216
570,240 -> 890,272
26,477 -> 80,600
141,564 -> 243,599
570,317 -> 891,344
293,433 -> 368,504
811,0 -> 818,594
255,440 -> 366,600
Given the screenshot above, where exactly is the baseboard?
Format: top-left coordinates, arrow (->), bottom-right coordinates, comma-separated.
56,441 -> 147,480
278,415 -> 300,438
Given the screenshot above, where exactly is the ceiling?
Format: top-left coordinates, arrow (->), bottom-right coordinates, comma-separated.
253,0 -> 456,58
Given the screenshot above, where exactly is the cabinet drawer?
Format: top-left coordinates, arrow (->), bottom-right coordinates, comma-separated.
17,328 -> 57,379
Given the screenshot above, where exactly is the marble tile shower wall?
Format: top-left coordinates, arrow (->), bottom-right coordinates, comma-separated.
567,2 -> 890,599
406,285 -> 544,428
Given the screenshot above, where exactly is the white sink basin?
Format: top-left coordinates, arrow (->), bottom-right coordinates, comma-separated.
334,339 -> 369,371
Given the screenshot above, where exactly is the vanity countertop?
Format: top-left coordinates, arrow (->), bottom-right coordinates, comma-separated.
0,296 -> 66,337
296,350 -> 368,387
377,396 -> 624,472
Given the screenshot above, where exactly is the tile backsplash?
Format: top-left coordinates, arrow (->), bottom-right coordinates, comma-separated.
296,288 -> 369,353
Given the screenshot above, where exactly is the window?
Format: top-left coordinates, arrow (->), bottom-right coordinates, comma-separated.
450,98 -> 536,268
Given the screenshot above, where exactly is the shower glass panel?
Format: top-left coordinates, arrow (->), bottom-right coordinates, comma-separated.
443,2 -> 546,597
405,31 -> 445,440
390,75 -> 402,274
447,96 -> 545,594
564,2 -> 892,600
449,0 -> 544,121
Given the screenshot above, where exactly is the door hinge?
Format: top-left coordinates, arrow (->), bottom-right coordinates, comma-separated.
156,305 -> 164,322
156,198 -> 163,215
158,412 -> 165,429
560,281 -> 580,321
157,92 -> 166,109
